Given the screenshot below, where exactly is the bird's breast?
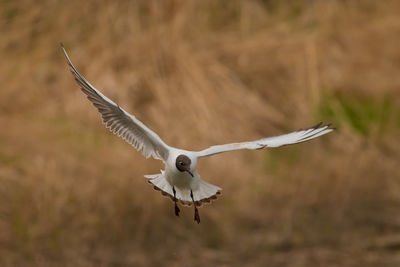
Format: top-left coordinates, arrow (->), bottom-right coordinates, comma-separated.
165,167 -> 198,189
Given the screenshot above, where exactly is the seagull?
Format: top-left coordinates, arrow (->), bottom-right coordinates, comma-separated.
61,44 -> 335,224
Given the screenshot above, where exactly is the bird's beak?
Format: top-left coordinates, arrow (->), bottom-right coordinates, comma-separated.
186,169 -> 194,177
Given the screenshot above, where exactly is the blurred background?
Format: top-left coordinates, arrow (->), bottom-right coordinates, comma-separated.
1,0 -> 400,266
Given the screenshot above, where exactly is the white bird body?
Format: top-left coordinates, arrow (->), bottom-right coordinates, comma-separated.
164,150 -> 198,190
61,44 -> 334,223
145,148 -> 221,205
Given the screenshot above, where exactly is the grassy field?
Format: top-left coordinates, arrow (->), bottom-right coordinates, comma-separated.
1,0 -> 400,266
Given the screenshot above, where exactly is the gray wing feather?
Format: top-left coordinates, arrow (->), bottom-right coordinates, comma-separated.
197,122 -> 334,157
62,45 -> 169,161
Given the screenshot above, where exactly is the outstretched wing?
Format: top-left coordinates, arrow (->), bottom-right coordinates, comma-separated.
196,122 -> 334,157
61,44 -> 170,161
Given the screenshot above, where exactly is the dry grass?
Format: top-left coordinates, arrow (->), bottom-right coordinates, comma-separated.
1,0 -> 400,266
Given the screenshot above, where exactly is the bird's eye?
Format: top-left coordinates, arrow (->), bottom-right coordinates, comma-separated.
179,162 -> 184,165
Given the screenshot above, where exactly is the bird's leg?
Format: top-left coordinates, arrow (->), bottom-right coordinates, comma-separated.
173,186 -> 180,217
190,190 -> 200,224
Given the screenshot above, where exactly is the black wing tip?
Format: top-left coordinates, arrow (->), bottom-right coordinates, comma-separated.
311,122 -> 336,130
298,122 -> 336,132
312,122 -> 323,129
325,122 -> 336,131
324,122 -> 336,131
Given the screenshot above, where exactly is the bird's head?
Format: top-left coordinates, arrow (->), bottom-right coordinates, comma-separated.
175,154 -> 193,177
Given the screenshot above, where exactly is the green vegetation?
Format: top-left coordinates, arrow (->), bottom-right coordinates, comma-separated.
0,0 -> 399,266
319,93 -> 395,136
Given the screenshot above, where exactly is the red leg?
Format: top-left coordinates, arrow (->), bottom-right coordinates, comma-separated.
173,186 -> 180,217
190,190 -> 200,224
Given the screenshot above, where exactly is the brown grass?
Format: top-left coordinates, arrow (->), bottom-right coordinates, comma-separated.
1,0 -> 400,266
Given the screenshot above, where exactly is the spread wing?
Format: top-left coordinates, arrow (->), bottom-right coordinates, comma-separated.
196,122 -> 334,157
61,45 -> 170,161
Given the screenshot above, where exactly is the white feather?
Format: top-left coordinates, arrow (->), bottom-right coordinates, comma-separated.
196,122 -> 334,157
62,45 -> 334,207
62,46 -> 170,161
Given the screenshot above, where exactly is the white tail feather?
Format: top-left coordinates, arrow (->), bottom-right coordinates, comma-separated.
145,172 -> 222,206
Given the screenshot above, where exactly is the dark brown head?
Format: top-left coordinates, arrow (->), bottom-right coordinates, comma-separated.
175,155 -> 193,177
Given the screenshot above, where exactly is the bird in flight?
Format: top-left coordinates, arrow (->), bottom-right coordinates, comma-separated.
61,44 -> 334,224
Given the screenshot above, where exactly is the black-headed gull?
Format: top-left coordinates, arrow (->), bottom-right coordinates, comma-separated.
61,45 -> 334,223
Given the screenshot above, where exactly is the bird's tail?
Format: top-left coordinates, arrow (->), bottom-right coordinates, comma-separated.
145,171 -> 221,206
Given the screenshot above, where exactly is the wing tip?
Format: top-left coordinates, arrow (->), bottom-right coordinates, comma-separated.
60,42 -> 68,56
60,43 -> 75,69
297,121 -> 335,133
308,121 -> 336,131
312,121 -> 323,129
324,122 -> 336,130
324,122 -> 336,132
